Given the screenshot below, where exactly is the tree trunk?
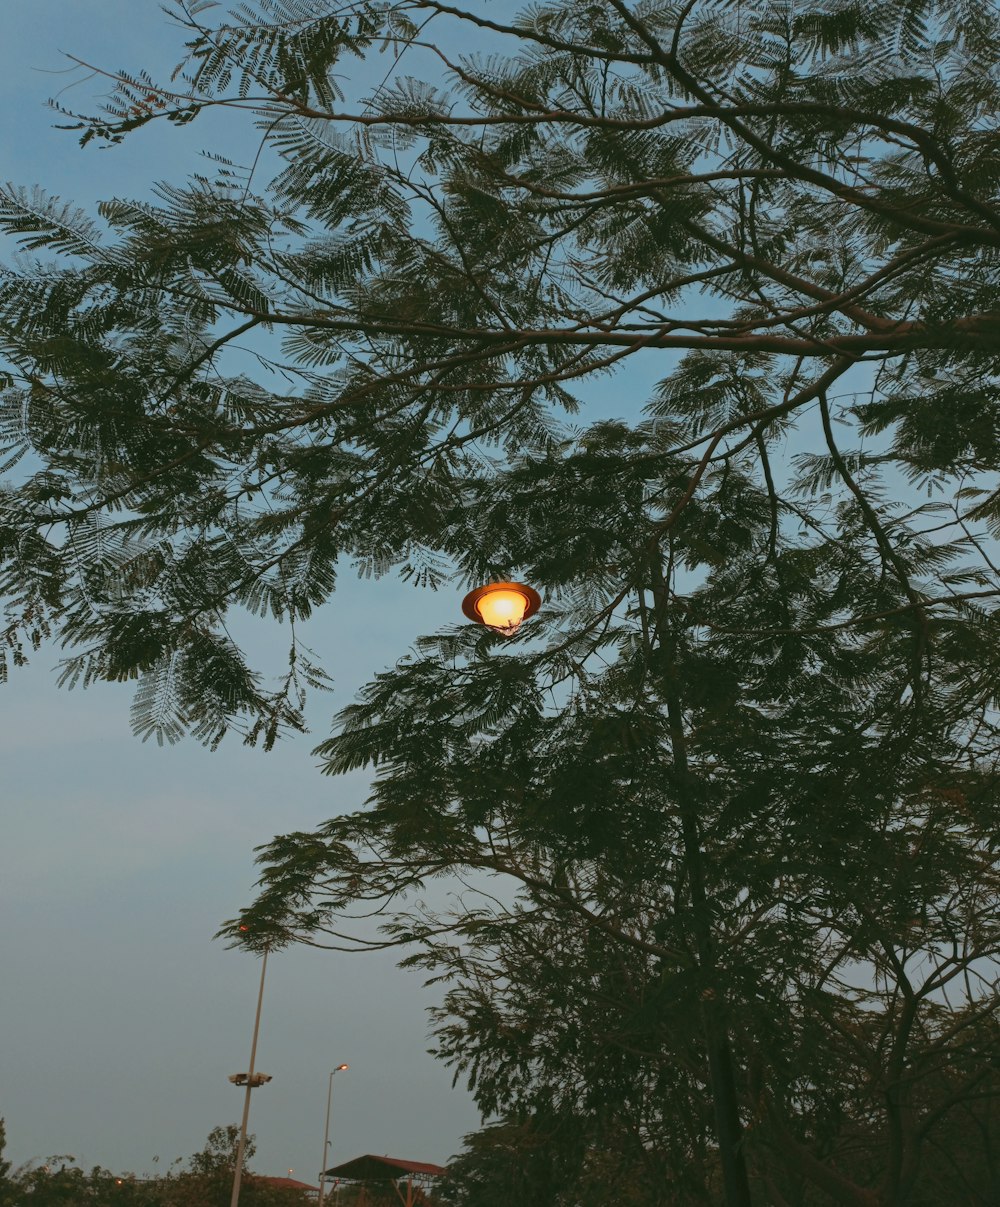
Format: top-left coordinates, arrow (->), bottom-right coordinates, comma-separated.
649,565 -> 754,1207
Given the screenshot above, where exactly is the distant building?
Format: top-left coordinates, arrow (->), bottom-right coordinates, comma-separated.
321,1155 -> 447,1206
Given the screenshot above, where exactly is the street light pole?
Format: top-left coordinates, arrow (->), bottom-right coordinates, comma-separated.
317,1064 -> 349,1207
229,943 -> 270,1207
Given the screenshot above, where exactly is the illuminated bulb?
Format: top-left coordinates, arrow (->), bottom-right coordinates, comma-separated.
477,588 -> 528,630
462,581 -> 541,635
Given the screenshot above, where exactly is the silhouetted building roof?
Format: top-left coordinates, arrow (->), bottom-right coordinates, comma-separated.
321,1155 -> 446,1182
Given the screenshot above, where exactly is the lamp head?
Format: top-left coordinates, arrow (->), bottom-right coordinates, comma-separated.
461,582 -> 541,635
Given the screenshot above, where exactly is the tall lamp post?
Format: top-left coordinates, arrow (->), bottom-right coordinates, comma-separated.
317,1064 -> 350,1207
228,938 -> 272,1207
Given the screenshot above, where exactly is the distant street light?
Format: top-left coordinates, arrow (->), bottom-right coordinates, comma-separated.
317,1064 -> 350,1207
462,582 -> 541,635
229,937 -> 272,1207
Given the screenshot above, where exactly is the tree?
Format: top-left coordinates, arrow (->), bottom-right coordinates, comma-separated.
2,0 -> 1000,739
0,1121 -> 16,1207
0,1125 -> 311,1207
3,2 -> 1000,1204
7,1157 -> 160,1207
422,843 -> 1000,1205
226,463 -> 1000,1202
157,1125 -> 312,1207
438,1119 -> 616,1207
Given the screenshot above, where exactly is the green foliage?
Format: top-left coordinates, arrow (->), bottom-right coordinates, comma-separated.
438,1119 -> 634,1207
4,2 -> 1000,1202
10,1160 -> 160,1207
2,0 -> 1000,739
185,1125 -> 253,1176
1,1126 -> 312,1207
0,1121 -> 14,1207
228,438 -> 1000,1199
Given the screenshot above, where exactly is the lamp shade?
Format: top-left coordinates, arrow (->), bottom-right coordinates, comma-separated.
462,582 -> 541,635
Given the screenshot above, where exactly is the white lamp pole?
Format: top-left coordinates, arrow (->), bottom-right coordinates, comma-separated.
229,943 -> 271,1207
317,1064 -> 349,1207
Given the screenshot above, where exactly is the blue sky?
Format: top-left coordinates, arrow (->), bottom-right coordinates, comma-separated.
0,0 -> 488,1180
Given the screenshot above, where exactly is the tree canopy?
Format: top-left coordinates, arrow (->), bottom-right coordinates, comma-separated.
0,1123 -> 313,1207
3,1 -> 1000,1204
3,0 -> 1000,738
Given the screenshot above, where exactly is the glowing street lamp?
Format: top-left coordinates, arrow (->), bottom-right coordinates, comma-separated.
317,1064 -> 350,1207
461,581 -> 541,635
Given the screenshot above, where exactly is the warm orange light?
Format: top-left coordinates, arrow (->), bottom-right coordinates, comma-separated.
477,587 -> 528,628
337,1063 -> 349,1070
462,582 -> 541,635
